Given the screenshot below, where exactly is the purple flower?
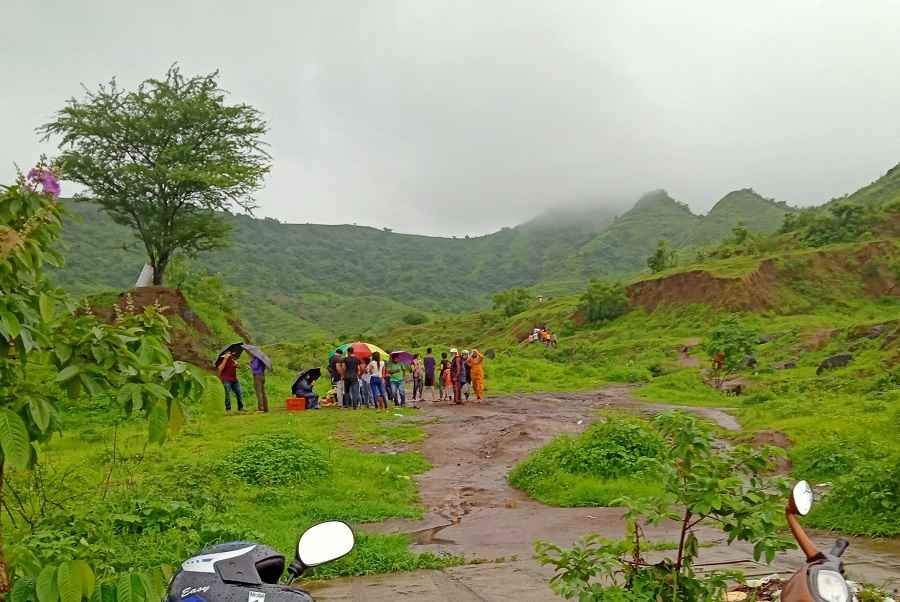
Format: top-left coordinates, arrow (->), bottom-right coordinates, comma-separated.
27,167 -> 60,198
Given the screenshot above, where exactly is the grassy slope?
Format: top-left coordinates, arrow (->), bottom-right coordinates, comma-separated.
686,189 -> 795,246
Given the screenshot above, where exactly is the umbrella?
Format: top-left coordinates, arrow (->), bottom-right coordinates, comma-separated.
241,344 -> 273,370
389,350 -> 415,365
291,367 -> 322,392
215,342 -> 244,367
329,341 -> 389,361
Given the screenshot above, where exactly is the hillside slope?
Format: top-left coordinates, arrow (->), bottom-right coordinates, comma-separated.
686,189 -> 794,246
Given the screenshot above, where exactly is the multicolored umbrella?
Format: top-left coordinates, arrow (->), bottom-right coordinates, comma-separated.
389,350 -> 415,365
329,341 -> 390,361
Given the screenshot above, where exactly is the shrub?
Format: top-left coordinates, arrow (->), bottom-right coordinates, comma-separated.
492,288 -> 531,317
791,438 -> 885,483
646,239 -> 675,273
401,312 -> 428,325
579,280 -> 629,324
810,457 -> 900,536
219,433 -> 330,486
706,316 -> 757,375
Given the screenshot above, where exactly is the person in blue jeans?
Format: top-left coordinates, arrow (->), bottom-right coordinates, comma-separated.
368,352 -> 388,411
217,351 -> 244,412
387,355 -> 407,407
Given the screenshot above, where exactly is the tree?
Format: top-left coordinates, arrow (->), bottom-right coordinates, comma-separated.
40,66 -> 270,285
0,164 -> 205,593
706,316 -> 756,380
580,280 -> 629,324
536,412 -> 793,601
492,288 -> 531,317
646,240 -> 675,273
730,221 -> 749,245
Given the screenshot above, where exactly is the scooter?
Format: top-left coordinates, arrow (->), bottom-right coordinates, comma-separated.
166,521 -> 355,602
781,480 -> 851,602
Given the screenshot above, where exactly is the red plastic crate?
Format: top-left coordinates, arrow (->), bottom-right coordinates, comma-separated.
285,397 -> 307,411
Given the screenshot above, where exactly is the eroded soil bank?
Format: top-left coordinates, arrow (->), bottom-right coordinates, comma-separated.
310,388 -> 900,601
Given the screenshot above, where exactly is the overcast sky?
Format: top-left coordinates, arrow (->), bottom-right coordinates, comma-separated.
4,1 -> 900,236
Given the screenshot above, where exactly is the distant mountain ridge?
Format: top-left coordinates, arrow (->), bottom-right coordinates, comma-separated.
51,162 -> 900,341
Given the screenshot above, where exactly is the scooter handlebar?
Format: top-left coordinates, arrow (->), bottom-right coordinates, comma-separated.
829,539 -> 849,558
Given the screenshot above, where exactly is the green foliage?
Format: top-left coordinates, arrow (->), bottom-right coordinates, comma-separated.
705,316 -> 756,375
401,312 -> 428,326
579,280 -> 629,324
10,560 -> 167,602
646,240 -> 675,273
218,433 -> 330,486
781,203 -> 874,247
492,288 -> 531,317
535,412 -> 793,601
40,66 -> 271,284
808,458 -> 900,536
509,418 -> 664,507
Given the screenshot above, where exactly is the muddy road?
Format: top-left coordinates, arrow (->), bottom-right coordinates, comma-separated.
309,388 -> 900,601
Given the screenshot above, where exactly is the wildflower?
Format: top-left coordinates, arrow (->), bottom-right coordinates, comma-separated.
26,167 -> 61,198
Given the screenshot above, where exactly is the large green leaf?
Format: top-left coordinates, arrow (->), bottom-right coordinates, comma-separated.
0,308 -> 22,340
115,574 -> 132,602
168,399 -> 185,436
54,365 -> 81,383
71,560 -> 95,599
57,561 -> 81,602
148,402 -> 168,445
28,397 -> 53,432
39,293 -> 55,322
142,382 -> 172,400
36,565 -> 59,602
0,407 -> 32,470
11,576 -> 37,602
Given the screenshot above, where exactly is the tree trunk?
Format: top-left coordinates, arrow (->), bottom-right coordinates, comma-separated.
151,257 -> 168,286
0,460 -> 9,596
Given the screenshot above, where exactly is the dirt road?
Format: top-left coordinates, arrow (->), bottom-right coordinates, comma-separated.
309,388 -> 900,600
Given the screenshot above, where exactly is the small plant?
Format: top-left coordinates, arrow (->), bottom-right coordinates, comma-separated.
535,412 -> 793,602
218,433 -> 330,486
706,316 -> 757,381
492,288 -> 531,317
646,240 -> 675,273
579,280 -> 629,324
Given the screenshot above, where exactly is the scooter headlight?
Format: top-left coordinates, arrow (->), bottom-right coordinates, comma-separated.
812,569 -> 850,602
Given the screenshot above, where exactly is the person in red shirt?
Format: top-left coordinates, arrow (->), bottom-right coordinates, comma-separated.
217,351 -> 244,412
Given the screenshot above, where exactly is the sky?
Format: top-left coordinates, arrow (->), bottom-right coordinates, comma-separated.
3,1 -> 900,237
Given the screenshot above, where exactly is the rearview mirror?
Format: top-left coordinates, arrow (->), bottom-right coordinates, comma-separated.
297,521 -> 355,567
791,480 -> 813,516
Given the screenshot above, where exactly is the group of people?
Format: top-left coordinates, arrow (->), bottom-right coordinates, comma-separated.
327,349 -> 411,410
328,347 -> 486,409
214,344 -> 488,413
525,327 -> 557,347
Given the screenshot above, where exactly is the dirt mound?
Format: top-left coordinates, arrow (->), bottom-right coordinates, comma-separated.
627,240 -> 899,312
92,287 -> 219,370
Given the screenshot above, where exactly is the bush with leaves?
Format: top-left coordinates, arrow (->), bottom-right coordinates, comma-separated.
579,280 -> 629,324
808,457 -> 900,537
492,288 -> 531,317
218,433 -> 330,486
1,164 -> 205,594
536,412 -> 793,602
646,240 -> 675,273
705,316 -> 756,379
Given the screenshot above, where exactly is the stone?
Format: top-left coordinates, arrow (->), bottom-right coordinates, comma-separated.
816,353 -> 853,375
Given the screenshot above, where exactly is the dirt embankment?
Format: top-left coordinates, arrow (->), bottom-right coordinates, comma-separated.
91,286 -> 228,370
627,240 -> 900,312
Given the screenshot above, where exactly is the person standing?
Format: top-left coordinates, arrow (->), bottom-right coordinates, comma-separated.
439,352 -> 451,401
387,354 -> 407,407
360,356 -> 373,408
329,349 -> 345,408
411,354 -> 423,402
250,354 -> 269,412
423,347 -> 436,401
343,348 -> 362,409
369,352 -> 388,411
461,350 -> 472,401
468,349 -> 485,402
450,348 -> 465,404
217,351 -> 244,413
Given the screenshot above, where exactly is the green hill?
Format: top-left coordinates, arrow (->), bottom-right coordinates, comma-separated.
686,188 -> 795,245
835,162 -> 900,208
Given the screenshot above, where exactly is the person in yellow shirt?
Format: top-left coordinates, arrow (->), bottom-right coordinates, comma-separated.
467,349 -> 485,402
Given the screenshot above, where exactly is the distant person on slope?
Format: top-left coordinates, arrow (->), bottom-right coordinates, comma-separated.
217,351 -> 244,413
467,349 -> 485,402
343,348 -> 362,409
423,347 -> 436,401
250,354 -> 269,412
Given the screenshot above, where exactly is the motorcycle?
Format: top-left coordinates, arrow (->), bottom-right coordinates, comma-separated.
781,480 -> 851,602
166,521 -> 355,602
